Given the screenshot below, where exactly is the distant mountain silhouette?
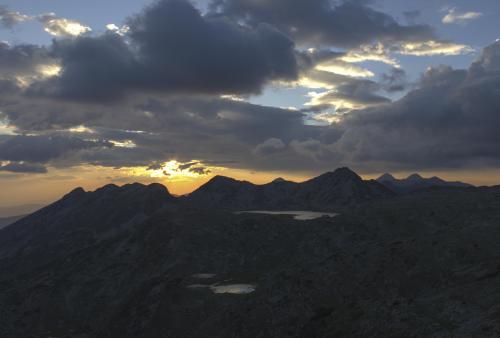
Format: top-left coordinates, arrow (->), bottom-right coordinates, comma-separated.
186,167 -> 394,210
377,173 -> 473,193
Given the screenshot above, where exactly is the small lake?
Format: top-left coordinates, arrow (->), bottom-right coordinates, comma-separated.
192,273 -> 217,279
211,284 -> 256,294
236,210 -> 338,220
188,283 -> 256,294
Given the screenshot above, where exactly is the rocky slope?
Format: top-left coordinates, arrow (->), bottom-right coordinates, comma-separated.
0,173 -> 498,337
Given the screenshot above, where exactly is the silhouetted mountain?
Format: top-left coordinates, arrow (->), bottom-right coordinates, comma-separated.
0,183 -> 176,258
1,176 -> 499,337
186,167 -> 393,210
377,172 -> 473,193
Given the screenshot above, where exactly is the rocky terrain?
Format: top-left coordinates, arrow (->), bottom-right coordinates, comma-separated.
1,169 -> 500,337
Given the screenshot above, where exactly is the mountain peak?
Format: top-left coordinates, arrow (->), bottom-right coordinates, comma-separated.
330,167 -> 362,181
407,173 -> 424,181
60,187 -> 87,203
272,177 -> 287,183
206,175 -> 239,184
377,173 -> 396,182
333,167 -> 356,175
68,187 -> 86,196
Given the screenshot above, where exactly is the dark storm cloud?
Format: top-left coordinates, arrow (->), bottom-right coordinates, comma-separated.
29,0 -> 298,101
127,0 -> 298,93
209,0 -> 435,47
0,42 -> 51,82
30,33 -> 137,101
0,162 -> 47,174
0,135 -> 111,163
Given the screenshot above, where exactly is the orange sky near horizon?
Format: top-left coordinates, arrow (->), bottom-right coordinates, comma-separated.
1,163 -> 500,207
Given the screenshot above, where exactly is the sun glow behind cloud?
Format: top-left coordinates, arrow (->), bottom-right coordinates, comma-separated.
125,160 -> 216,182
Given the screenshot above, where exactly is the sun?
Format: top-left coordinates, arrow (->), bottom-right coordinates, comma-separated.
146,160 -> 213,181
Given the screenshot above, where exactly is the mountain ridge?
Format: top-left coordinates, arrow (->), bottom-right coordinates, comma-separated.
185,167 -> 393,210
377,172 -> 473,193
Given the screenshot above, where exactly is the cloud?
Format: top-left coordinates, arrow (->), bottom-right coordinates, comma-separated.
297,66 -> 391,114
2,40 -> 500,174
144,159 -> 213,178
442,8 -> 482,25
396,40 -> 474,56
403,10 -> 421,23
328,40 -> 500,170
253,138 -> 286,156
306,78 -> 390,114
0,161 -> 47,173
105,23 -> 130,36
210,0 -> 435,48
0,6 -> 29,28
0,135 -> 111,164
0,88 -> 324,171
25,0 -> 298,101
338,43 -> 399,67
0,0 -> 498,176
0,6 -> 91,37
0,42 -> 61,90
189,166 -> 212,175
37,13 -> 92,37
380,68 -> 408,92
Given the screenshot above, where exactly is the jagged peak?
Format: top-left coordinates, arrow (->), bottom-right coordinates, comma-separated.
62,187 -> 86,199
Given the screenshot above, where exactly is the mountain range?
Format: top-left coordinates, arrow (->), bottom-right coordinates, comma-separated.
0,168 -> 474,231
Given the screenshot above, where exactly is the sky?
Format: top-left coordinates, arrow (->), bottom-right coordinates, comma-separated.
0,0 -> 499,207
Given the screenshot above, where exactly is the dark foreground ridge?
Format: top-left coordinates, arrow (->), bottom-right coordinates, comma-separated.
1,168 -> 499,337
